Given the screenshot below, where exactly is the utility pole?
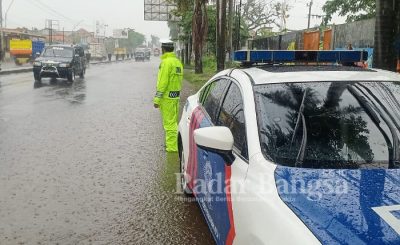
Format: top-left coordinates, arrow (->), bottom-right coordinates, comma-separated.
49,21 -> 52,44
227,0 -> 233,60
46,19 -> 59,45
307,0 -> 313,29
4,0 -> 15,28
216,0 -> 219,59
0,0 -> 4,61
237,0 -> 242,50
216,0 -> 227,71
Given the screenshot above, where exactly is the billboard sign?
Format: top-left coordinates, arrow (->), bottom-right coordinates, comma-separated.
144,0 -> 180,21
113,29 -> 129,39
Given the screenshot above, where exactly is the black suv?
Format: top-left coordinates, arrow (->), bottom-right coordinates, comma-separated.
33,45 -> 86,83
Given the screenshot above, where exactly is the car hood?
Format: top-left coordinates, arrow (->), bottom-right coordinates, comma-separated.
274,166 -> 400,244
35,57 -> 72,63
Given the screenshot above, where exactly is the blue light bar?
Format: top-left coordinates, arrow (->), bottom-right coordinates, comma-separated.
233,50 -> 368,64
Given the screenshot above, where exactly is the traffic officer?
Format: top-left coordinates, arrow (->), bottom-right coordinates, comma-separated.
153,41 -> 183,152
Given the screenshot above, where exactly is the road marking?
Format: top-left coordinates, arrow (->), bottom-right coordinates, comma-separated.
372,205 -> 400,235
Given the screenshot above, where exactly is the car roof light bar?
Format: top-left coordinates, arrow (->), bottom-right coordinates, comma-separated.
233,50 -> 368,64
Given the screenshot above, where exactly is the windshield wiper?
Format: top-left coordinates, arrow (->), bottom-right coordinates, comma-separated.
291,89 -> 308,167
347,84 -> 400,168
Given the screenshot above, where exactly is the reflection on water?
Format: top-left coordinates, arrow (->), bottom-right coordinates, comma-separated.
119,152 -> 214,244
34,78 -> 86,104
360,169 -> 385,240
256,81 -> 400,169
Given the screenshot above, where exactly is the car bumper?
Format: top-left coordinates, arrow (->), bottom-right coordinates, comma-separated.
33,66 -> 71,78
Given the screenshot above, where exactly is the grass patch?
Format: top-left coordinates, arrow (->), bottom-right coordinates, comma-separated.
183,55 -> 239,90
184,66 -> 216,90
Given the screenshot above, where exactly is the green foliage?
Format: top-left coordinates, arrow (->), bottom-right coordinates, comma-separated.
118,29 -> 146,50
150,35 -> 160,47
202,55 -> 216,70
184,56 -> 215,90
168,21 -> 180,41
205,6 -> 217,55
233,14 -> 251,49
323,0 -> 376,23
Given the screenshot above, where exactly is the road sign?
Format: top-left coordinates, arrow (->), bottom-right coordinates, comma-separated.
144,0 -> 180,21
113,29 -> 129,39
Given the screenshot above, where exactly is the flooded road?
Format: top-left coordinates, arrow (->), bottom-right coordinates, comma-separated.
0,60 -> 214,244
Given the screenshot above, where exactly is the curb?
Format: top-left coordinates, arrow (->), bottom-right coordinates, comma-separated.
0,68 -> 33,75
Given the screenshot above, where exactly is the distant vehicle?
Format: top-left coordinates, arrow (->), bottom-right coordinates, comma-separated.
114,48 -> 127,60
153,48 -> 160,57
134,48 -> 145,62
10,39 -> 32,65
32,41 -> 45,60
33,45 -> 86,83
145,48 -> 151,60
89,43 -> 107,61
9,39 -> 45,65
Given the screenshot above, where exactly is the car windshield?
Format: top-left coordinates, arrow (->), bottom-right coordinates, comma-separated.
254,81 -> 400,169
42,47 -> 73,58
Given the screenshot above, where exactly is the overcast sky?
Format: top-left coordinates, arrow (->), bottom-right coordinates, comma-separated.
4,0 -> 345,41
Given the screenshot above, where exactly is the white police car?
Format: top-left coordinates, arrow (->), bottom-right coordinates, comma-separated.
178,50 -> 400,245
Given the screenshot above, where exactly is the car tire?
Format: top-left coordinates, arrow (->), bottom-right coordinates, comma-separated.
179,146 -> 193,196
68,70 -> 75,82
34,73 -> 41,82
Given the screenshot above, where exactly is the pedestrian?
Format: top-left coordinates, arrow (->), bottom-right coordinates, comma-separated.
153,41 -> 183,152
343,43 -> 355,66
347,43 -> 353,50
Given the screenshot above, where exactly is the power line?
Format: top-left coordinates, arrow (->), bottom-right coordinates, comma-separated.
25,0 -> 63,19
35,0 -> 75,23
26,0 -> 74,24
25,0 -> 92,31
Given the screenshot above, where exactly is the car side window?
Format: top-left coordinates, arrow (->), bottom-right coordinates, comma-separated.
199,84 -> 211,104
217,82 -> 248,159
201,79 -> 230,124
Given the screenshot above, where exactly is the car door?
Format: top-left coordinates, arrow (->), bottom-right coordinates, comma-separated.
188,78 -> 249,244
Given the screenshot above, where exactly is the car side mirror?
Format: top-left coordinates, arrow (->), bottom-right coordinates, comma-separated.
194,126 -> 235,166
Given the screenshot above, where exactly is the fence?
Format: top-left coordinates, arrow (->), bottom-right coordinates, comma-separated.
251,18 -> 376,67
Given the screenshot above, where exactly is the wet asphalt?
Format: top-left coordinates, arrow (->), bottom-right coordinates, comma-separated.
0,59 -> 214,244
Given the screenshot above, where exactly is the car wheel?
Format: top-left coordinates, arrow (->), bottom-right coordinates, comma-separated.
179,147 -> 193,196
34,73 -> 41,82
68,70 -> 75,82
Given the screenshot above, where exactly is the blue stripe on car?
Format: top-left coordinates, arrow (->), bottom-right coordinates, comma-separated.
274,166 -> 400,244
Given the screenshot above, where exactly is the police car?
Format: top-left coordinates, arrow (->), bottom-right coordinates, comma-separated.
178,50 -> 400,244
